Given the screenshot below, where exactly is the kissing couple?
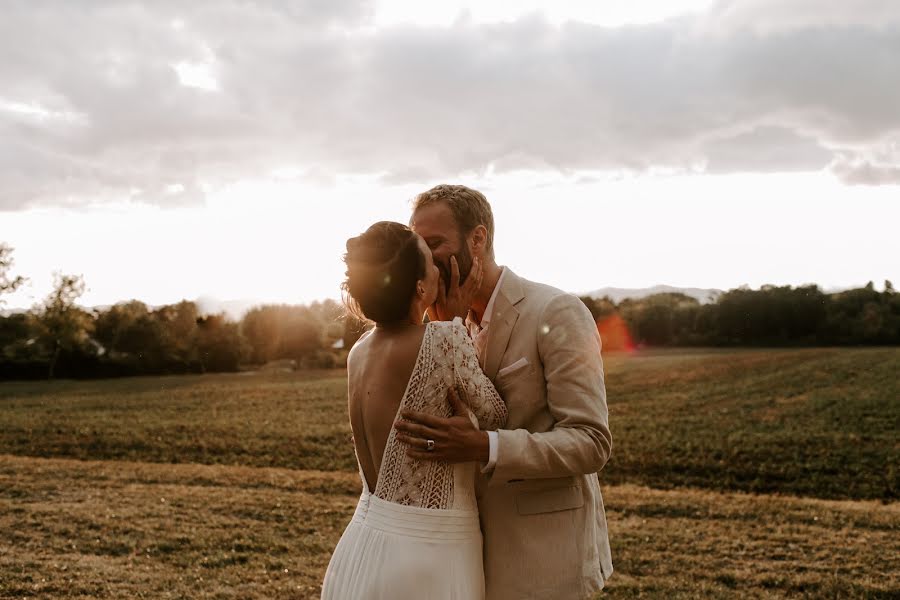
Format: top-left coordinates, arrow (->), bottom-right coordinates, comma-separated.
321,185 -> 613,599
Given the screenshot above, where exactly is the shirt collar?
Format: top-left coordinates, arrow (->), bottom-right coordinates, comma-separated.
469,266 -> 507,332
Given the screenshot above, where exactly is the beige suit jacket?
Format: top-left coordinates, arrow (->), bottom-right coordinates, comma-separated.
475,269 -> 613,600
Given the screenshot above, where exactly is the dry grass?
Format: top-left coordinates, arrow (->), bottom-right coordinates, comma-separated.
0,455 -> 356,599
2,454 -> 897,599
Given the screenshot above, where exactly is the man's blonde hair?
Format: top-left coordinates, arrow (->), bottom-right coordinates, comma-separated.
411,184 -> 495,258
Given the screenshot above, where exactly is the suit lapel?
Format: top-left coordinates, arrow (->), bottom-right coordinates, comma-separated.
484,269 -> 525,381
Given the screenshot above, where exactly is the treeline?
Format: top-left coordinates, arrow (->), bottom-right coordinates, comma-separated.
2,245 -> 898,379
3,280 -> 896,380
0,243 -> 372,379
0,284 -> 367,380
0,244 -> 368,379
580,281 -> 900,350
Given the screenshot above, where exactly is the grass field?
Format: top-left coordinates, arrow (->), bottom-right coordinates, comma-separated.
2,347 -> 899,598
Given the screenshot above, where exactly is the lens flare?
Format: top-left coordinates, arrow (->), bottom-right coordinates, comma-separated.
596,313 -> 635,353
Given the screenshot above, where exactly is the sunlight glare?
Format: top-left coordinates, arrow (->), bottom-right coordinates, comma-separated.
173,61 -> 219,92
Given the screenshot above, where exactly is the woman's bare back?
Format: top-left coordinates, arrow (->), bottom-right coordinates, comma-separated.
347,325 -> 427,492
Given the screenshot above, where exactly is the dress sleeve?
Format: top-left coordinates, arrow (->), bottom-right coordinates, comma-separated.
447,318 -> 508,430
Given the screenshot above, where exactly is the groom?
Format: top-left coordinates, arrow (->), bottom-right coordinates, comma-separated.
394,185 -> 613,599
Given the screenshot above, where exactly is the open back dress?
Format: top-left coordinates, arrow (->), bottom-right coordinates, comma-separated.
321,318 -> 507,599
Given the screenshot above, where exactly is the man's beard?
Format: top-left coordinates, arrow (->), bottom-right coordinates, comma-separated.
439,238 -> 473,291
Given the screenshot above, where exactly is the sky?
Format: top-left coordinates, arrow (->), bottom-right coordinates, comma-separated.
2,0 -> 899,312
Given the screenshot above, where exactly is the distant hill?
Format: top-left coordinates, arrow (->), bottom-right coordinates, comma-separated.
582,285 -> 722,304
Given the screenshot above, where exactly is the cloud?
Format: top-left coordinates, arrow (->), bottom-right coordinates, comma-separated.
702,0 -> 900,34
830,141 -> 900,185
1,0 -> 899,210
702,127 -> 833,173
832,161 -> 900,185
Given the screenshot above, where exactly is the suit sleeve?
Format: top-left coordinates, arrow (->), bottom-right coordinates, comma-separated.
492,293 -> 612,482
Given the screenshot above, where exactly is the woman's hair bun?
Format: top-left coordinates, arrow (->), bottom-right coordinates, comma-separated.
342,222 -> 425,324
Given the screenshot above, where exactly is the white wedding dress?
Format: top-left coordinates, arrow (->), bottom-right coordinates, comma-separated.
321,318 -> 508,600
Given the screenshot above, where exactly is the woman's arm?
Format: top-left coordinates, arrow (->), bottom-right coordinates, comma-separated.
448,318 -> 508,430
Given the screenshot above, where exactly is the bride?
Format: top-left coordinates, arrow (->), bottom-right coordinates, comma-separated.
321,221 -> 508,599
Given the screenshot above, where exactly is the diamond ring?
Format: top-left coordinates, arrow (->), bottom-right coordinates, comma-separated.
426,439 -> 435,452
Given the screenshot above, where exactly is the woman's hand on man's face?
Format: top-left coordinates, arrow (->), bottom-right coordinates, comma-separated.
428,255 -> 483,321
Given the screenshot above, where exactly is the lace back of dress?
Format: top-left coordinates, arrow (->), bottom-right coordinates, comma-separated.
373,324 -> 456,509
371,320 -> 506,510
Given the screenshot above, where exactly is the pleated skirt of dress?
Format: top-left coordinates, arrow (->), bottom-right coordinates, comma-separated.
321,491 -> 485,600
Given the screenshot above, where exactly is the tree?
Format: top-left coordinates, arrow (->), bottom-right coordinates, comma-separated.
241,305 -> 283,364
33,274 -> 94,378
279,309 -> 324,361
310,299 -> 346,348
195,313 -> 246,372
0,243 -> 26,305
825,285 -> 886,344
0,312 -> 33,359
240,304 -> 329,364
153,300 -> 200,368
94,301 -> 178,372
619,293 -> 700,346
578,296 -> 617,322
94,300 -> 150,354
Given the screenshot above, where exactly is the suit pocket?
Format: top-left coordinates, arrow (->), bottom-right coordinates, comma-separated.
497,357 -> 530,380
516,485 -> 583,515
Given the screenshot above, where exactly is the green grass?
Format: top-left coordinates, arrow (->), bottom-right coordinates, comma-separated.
2,348 -> 897,501
0,370 -> 353,471
600,347 -> 900,500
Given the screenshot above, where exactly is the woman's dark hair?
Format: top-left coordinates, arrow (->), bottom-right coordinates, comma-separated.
341,221 -> 426,324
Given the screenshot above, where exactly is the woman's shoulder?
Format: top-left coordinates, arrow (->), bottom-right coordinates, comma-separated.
345,328 -> 375,367
348,327 -> 373,350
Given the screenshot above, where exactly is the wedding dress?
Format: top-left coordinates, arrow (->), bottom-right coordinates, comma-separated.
321,318 -> 508,599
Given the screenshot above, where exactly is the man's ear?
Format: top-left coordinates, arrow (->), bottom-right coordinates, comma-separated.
469,225 -> 488,255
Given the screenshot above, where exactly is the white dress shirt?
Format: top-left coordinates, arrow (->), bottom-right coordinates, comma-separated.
466,267 -> 507,473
